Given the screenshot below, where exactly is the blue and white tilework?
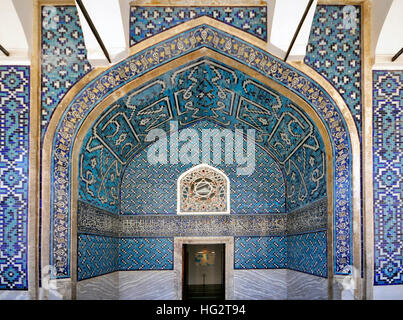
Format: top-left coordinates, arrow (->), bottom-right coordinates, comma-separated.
287,231 -> 327,277
41,6 -> 92,135
119,238 -> 174,271
234,236 -> 287,269
130,6 -> 267,45
78,138 -> 121,214
50,25 -> 352,277
120,121 -> 286,215
77,235 -> 173,280
373,71 -> 403,285
305,5 -> 362,133
0,66 -> 29,290
78,234 -> 119,280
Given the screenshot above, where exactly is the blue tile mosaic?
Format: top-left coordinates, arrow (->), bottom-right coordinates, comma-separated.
373,71 -> 403,285
78,138 -> 121,214
41,6 -> 92,135
234,236 -> 287,269
130,6 -> 267,46
287,231 -> 327,277
119,237 -> 174,271
78,235 -> 174,280
120,121 -> 286,214
305,5 -> 362,133
79,58 -> 325,215
0,66 -> 29,290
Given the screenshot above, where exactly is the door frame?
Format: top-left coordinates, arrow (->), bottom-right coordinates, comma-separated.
174,237 -> 234,300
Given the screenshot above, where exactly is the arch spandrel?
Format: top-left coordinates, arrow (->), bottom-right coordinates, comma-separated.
42,23 -> 359,282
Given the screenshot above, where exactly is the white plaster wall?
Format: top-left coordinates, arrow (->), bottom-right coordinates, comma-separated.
374,285 -> 403,300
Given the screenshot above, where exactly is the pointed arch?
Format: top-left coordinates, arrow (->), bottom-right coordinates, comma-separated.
41,21 -> 360,299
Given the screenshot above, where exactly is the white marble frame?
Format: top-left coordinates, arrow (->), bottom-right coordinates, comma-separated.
174,236 -> 234,300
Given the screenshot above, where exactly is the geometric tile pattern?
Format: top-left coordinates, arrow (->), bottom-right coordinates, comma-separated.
49,25 -> 352,277
130,6 -> 267,46
41,6 -> 92,135
234,236 -> 287,269
373,71 -> 403,285
305,5 -> 362,133
287,231 -> 328,277
119,121 -> 288,214
77,235 -> 174,280
287,197 -> 328,235
78,233 -> 327,279
0,66 -> 29,290
77,234 -> 119,281
119,238 -> 174,271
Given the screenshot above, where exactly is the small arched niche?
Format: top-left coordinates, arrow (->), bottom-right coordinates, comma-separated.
177,164 -> 230,215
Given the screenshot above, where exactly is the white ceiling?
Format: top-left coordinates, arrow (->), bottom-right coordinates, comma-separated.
0,0 -> 402,68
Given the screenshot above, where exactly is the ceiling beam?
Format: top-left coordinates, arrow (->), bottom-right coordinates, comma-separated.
283,0 -> 314,62
392,47 -> 403,62
0,44 -> 10,56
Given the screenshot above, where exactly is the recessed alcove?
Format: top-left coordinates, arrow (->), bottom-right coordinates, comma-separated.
75,57 -> 330,300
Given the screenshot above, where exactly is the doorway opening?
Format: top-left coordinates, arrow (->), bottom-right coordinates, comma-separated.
182,244 -> 225,300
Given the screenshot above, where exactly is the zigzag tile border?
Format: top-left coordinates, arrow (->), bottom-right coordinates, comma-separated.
119,237 -> 174,271
78,234 -> 119,280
